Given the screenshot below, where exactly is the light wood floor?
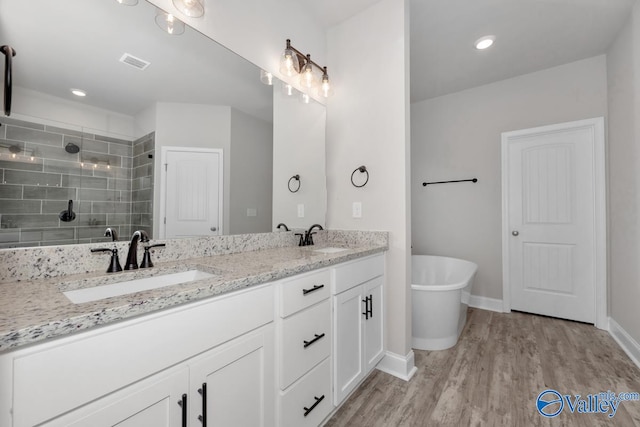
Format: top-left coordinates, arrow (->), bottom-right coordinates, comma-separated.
325,308 -> 640,426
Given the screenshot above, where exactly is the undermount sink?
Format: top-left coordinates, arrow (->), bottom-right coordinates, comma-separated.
63,270 -> 218,304
313,247 -> 348,254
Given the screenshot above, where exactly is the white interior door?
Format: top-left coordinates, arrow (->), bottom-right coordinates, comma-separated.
502,118 -> 606,324
163,148 -> 223,238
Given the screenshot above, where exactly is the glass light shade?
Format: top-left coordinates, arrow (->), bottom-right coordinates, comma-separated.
115,0 -> 139,5
172,0 -> 204,18
299,62 -> 318,89
279,48 -> 300,77
318,72 -> 333,98
282,82 -> 296,97
155,10 -> 185,35
260,70 -> 274,85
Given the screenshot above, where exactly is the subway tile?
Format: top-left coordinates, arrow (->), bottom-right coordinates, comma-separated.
133,164 -> 152,179
5,170 -> 62,186
132,188 -> 153,202
81,152 -> 122,168
92,201 -> 131,214
108,178 -> 132,191
132,201 -> 153,214
78,188 -> 119,202
41,239 -> 79,247
62,174 -> 108,190
58,213 -> 107,228
45,125 -> 86,138
94,165 -> 131,180
28,142 -> 80,162
0,241 -> 36,249
0,230 -> 20,243
107,213 -> 132,225
143,137 -> 155,153
0,184 -> 23,199
0,118 -> 45,130
133,153 -> 153,168
66,135 -> 108,154
0,157 -> 43,172
0,199 -> 41,214
0,125 -> 5,139
1,213 -> 59,228
77,226 -> 113,239
23,186 -> 76,201
109,142 -> 132,157
133,142 -> 145,157
42,200 -> 88,214
43,159 -> 84,175
94,134 -> 132,146
121,156 -> 132,169
7,127 -> 63,146
21,227 -> 76,243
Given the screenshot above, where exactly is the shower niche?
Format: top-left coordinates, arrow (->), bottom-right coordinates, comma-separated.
0,117 -> 154,248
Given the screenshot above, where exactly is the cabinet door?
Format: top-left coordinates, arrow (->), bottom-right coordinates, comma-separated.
189,325 -> 275,427
364,276 -> 384,373
333,285 -> 365,405
42,367 -> 188,427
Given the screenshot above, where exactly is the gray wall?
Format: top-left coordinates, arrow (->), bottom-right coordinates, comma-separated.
411,55 -> 608,301
0,117 -> 137,247
607,3 -> 640,346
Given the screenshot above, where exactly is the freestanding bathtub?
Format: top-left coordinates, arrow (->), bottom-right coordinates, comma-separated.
411,255 -> 478,351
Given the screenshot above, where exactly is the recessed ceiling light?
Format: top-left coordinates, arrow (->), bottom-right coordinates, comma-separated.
71,89 -> 87,97
475,35 -> 495,50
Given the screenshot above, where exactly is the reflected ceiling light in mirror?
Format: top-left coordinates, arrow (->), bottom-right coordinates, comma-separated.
475,35 -> 495,50
300,92 -> 311,104
155,9 -> 185,35
260,70 -> 274,85
281,82 -> 296,97
279,39 -> 332,97
71,89 -> 87,97
115,0 -> 139,5
172,0 -> 204,18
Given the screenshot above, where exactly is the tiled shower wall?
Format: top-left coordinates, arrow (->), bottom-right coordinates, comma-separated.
0,117 -> 154,248
131,133 -> 154,234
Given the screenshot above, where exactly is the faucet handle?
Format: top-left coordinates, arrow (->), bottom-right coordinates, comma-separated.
140,243 -> 166,268
295,233 -> 304,246
308,232 -> 317,246
91,248 -> 123,273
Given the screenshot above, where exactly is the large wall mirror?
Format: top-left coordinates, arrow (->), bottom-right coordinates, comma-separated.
0,0 -> 327,248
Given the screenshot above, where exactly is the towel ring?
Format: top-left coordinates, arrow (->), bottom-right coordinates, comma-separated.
288,174 -> 301,193
351,166 -> 369,188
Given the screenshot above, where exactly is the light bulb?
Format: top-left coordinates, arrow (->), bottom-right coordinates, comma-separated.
318,68 -> 333,98
300,93 -> 310,104
282,83 -> 295,97
299,55 -> 318,89
155,9 -> 185,35
172,0 -> 204,18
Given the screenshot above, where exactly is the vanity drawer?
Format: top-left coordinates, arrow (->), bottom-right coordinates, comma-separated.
331,253 -> 384,294
280,300 -> 331,388
280,358 -> 332,427
279,269 -> 330,317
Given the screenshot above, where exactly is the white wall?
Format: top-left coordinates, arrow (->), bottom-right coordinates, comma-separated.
411,56 -> 608,300
272,88 -> 327,230
607,3 -> 640,345
326,0 -> 412,364
229,108 -> 273,234
152,103 -> 232,236
11,86 -> 135,139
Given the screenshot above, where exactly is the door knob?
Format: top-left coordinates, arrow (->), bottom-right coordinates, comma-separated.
210,226 -> 217,232
512,230 -> 519,236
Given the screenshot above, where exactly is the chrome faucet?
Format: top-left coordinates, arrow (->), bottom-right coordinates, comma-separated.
124,230 -> 149,270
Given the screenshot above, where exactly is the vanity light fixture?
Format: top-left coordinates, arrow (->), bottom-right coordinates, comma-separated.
172,0 -> 204,18
71,89 -> 87,97
155,9 -> 185,35
278,39 -> 332,97
475,35 -> 495,50
115,0 -> 139,5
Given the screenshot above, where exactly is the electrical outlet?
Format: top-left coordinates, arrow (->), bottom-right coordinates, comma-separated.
353,202 -> 362,218
297,204 -> 305,218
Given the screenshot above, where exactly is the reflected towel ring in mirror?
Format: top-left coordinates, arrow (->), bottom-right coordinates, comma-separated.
288,174 -> 301,193
1,45 -> 16,116
351,166 -> 369,188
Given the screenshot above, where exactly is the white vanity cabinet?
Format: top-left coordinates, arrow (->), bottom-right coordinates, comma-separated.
275,269 -> 334,427
0,283 -> 275,427
331,254 -> 385,405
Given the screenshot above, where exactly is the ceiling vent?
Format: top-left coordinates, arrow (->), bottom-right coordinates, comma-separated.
119,53 -> 150,70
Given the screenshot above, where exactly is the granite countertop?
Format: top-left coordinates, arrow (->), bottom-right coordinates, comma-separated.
0,242 -> 386,352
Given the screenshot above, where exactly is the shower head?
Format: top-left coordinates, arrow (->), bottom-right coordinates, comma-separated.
65,142 -> 80,154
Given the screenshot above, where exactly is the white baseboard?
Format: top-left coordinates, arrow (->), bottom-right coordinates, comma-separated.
376,350 -> 418,381
468,295 -> 503,312
608,318 -> 640,370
